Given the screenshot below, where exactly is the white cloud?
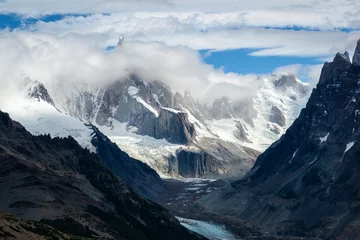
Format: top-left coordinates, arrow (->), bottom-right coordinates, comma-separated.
1,0 -> 360,30
0,31 -> 264,106
0,0 -> 357,107
26,13 -> 360,58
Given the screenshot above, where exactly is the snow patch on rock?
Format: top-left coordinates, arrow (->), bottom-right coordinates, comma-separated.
128,86 -> 139,97
320,133 -> 330,144
345,141 -> 355,154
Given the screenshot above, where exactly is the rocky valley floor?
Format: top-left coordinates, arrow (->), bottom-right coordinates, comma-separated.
155,179 -> 327,240
154,178 -> 240,240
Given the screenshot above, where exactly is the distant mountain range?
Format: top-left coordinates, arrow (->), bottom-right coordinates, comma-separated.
5,69 -> 310,180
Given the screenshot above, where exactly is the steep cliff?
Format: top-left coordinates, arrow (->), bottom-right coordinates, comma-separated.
197,42 -> 360,239
90,124 -> 166,199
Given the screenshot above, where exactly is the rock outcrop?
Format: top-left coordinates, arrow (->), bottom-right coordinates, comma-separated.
234,120 -> 252,143
353,40 -> 360,66
173,148 -> 215,178
170,138 -> 259,178
129,107 -> 195,144
269,106 -> 286,127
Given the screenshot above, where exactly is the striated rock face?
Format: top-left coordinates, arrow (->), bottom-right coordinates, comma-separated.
234,120 -> 252,143
269,106 -> 286,127
90,125 -> 166,200
174,148 -> 215,178
129,107 -> 195,144
170,138 -> 259,178
62,75 -> 196,144
197,41 -> 360,239
0,111 -> 205,240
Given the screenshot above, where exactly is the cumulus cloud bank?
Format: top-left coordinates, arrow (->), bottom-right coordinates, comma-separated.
0,31 -> 261,105
24,11 -> 360,58
0,0 -> 358,106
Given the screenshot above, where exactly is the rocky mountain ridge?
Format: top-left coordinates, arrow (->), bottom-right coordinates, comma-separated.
0,110 -> 205,240
196,40 -> 360,239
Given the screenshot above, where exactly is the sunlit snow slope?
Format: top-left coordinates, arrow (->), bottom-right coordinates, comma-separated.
2,98 -> 96,153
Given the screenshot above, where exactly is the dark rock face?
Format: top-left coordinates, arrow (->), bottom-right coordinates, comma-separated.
90,125 -> 166,200
353,40 -> 360,66
174,148 -> 215,178
170,138 -> 259,178
269,106 -> 286,127
0,111 -> 205,240
129,107 -> 195,144
197,42 -> 360,239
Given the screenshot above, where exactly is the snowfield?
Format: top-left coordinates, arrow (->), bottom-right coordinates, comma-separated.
205,76 -> 309,152
2,98 -> 96,153
97,119 -> 184,177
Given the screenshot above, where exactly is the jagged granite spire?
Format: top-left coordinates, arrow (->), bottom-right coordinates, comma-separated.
344,50 -> 351,62
353,39 -> 360,66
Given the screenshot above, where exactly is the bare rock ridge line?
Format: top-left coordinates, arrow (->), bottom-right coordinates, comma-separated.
196,40 -> 360,239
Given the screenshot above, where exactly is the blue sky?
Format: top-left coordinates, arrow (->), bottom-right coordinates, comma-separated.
0,13 -> 87,29
199,49 -> 323,74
